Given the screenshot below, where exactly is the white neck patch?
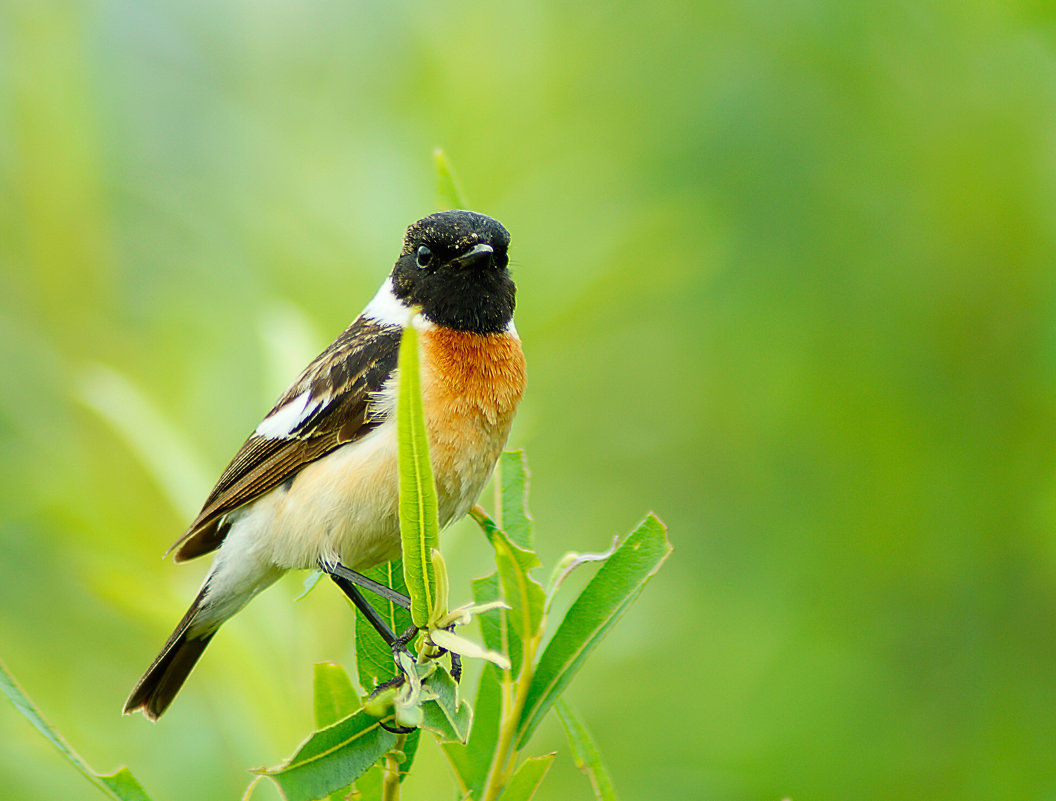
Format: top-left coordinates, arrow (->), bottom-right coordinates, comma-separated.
362,278 -> 413,327
362,275 -> 511,335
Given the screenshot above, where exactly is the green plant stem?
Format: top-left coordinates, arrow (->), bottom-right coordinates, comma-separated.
468,504 -> 546,801
382,734 -> 407,801
479,628 -> 540,800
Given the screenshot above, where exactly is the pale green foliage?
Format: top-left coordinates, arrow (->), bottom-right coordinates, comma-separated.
556,700 -> 620,801
0,660 -> 153,801
261,445 -> 668,801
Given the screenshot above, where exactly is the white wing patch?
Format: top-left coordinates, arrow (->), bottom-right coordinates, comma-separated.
255,391 -> 326,439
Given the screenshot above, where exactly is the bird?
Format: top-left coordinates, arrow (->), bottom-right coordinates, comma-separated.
123,209 -> 526,721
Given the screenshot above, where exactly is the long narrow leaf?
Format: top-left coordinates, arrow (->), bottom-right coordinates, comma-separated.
556,700 -> 620,801
397,324 -> 441,628
312,663 -> 360,801
498,753 -> 556,801
498,450 -> 533,550
471,509 -> 544,648
473,571 -> 523,674
0,659 -> 154,801
419,666 -> 473,744
260,710 -> 396,801
442,663 -> 502,798
313,663 -> 360,728
545,537 -> 619,613
516,514 -> 671,747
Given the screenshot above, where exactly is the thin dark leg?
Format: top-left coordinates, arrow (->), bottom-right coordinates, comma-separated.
320,561 -> 460,693
320,561 -> 426,734
326,569 -> 401,647
323,562 -> 412,610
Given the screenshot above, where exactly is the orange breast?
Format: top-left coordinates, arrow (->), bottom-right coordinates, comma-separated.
420,328 -> 527,517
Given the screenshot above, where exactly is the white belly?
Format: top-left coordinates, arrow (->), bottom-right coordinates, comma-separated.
235,419 -> 402,572
197,420 -> 400,628
212,408 -> 502,579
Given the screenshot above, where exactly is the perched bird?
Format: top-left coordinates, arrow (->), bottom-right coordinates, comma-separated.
124,210 -> 526,720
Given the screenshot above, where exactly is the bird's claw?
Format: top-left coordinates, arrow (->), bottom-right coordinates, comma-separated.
368,626 -> 420,734
367,673 -> 417,735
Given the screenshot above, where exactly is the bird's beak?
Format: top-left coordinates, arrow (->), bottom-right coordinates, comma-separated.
449,243 -> 494,270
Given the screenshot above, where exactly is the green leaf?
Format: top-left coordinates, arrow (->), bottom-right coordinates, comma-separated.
397,324 -> 442,628
442,664 -> 503,799
98,770 -> 154,801
434,148 -> 469,210
355,559 -> 414,690
473,571 -> 522,673
419,665 -> 473,744
312,664 -> 362,801
472,509 -> 545,649
556,700 -> 620,801
313,662 -> 360,728
494,534 -> 545,645
431,548 -> 451,622
516,514 -> 671,747
498,450 -> 533,550
545,537 -> 619,614
472,575 -> 501,645
260,710 -> 396,801
311,667 -> 364,801
0,658 -> 155,801
498,753 -> 556,801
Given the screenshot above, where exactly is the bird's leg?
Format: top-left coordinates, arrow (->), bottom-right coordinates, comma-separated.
319,561 -> 460,732
323,561 -> 412,611
321,561 -> 413,649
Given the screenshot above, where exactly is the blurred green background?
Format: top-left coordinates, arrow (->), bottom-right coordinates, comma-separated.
3,1 -> 1056,799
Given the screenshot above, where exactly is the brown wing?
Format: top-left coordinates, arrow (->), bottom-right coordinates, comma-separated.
169,316 -> 402,562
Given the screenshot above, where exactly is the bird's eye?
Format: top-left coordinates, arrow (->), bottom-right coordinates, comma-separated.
416,245 -> 433,268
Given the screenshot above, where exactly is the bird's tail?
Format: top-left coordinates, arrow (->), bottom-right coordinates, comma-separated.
123,587 -> 216,721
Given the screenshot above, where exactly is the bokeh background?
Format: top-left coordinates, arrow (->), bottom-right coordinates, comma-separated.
3,1 -> 1056,799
